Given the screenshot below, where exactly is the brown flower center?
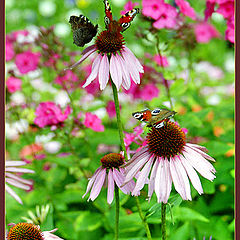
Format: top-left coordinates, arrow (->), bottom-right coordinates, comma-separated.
101,153 -> 124,169
147,121 -> 186,159
7,223 -> 43,240
95,30 -> 124,54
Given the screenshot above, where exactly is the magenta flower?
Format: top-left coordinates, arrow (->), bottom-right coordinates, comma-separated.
154,54 -> 169,67
121,1 -> 139,15
142,0 -> 164,20
6,76 -> 22,93
6,41 -> 15,62
204,0 -> 216,21
84,112 -> 104,132
153,3 -> 178,29
141,84 -> 160,101
106,100 -> 121,118
216,0 -> 234,19
225,17 -> 234,43
34,102 -> 71,128
194,22 -> 220,43
5,160 -> 34,204
15,51 -> 41,74
83,153 -> 135,204
69,3 -> 143,91
175,0 -> 197,20
55,70 -> 78,89
123,121 -> 216,203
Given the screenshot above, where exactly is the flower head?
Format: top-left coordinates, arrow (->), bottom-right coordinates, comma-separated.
84,112 -> 105,132
5,160 -> 34,204
123,121 -> 216,203
175,0 -> 197,20
6,77 -> 22,93
7,223 -> 63,240
69,1 -> 143,91
83,153 -> 135,204
34,102 -> 71,128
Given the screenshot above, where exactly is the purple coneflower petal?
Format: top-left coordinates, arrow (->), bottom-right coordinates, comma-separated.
89,167 -> 106,201
124,147 -> 148,168
5,167 -> 35,173
83,54 -> 102,88
113,168 -> 130,194
119,168 -> 135,192
107,169 -> 115,204
6,178 -> 31,190
132,157 -> 153,195
180,155 -> 203,194
155,158 -> 172,203
110,54 -> 123,91
170,157 -> 192,201
148,157 -> 159,199
98,54 -> 110,90
5,184 -> 23,204
82,167 -> 102,198
5,161 -> 26,167
69,45 -> 96,69
6,173 -> 33,185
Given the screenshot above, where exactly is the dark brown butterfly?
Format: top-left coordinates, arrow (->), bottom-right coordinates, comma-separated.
69,15 -> 98,47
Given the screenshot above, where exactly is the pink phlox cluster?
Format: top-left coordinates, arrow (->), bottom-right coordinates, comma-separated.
15,51 -> 41,74
106,100 -> 121,118
6,76 -> 22,93
44,53 -> 61,68
55,70 -> 78,90
84,112 -> 105,132
121,1 -> 139,15
34,102 -> 71,128
141,83 -> 160,101
225,16 -> 234,43
153,54 -> 169,67
6,40 -> 15,62
175,0 -> 197,20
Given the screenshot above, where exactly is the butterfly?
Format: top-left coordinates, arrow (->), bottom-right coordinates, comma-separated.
103,0 -> 140,33
132,108 -> 177,128
69,15 -> 98,47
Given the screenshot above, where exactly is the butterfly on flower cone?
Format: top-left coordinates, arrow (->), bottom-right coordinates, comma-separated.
132,108 -> 177,128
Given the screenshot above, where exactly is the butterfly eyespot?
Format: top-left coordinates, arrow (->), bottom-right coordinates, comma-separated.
104,16 -> 110,27
132,113 -> 143,120
121,22 -> 131,31
151,109 -> 161,115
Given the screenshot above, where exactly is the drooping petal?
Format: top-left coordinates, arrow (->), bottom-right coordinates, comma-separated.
83,54 -> 102,88
98,54 -> 110,90
5,161 -> 27,167
180,155 -> 203,194
68,45 -> 96,69
6,172 -> 33,185
170,157 -> 192,201
148,156 -> 159,199
110,54 -> 123,91
5,178 -> 31,190
89,168 -> 106,201
132,157 -> 153,195
5,184 -> 23,204
107,169 -> 115,204
5,167 -> 35,173
124,147 -> 149,168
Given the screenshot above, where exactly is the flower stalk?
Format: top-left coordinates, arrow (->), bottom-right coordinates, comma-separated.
115,186 -> 120,240
161,203 -> 167,240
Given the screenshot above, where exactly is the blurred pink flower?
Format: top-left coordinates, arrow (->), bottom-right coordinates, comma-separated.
34,102 -> 71,128
204,0 -> 216,21
11,30 -> 29,41
216,0 -> 234,19
141,83 -> 160,101
106,100 -> 121,118
84,112 -> 104,132
154,54 -> 169,67
194,22 -> 220,43
6,76 -> 22,93
175,0 -> 197,20
15,51 -> 41,74
44,53 -> 61,68
6,41 -> 15,61
43,162 -> 51,171
121,1 -> 139,15
225,17 -> 234,43
55,70 -> 78,89
142,0 -> 164,20
153,4 -> 178,29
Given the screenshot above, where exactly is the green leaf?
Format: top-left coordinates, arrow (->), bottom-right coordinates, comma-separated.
170,78 -> 187,96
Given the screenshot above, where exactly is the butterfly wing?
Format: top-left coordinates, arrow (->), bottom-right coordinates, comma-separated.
118,8 -> 140,32
103,0 -> 113,29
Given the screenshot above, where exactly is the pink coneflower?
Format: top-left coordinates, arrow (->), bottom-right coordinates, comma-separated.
7,223 -> 63,240
123,121 -> 216,203
5,160 -> 34,204
83,153 -> 135,204
69,2 -> 143,91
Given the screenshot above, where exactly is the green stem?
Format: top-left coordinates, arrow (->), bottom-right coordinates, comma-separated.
135,197 -> 152,240
161,203 -> 167,240
111,79 -> 152,240
115,186 -> 120,240
111,79 -> 127,159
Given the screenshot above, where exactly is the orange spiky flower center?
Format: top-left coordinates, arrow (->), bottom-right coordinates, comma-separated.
101,153 -> 124,169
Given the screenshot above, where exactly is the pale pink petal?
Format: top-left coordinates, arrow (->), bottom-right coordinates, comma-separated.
113,168 -> 129,194
5,184 -> 23,204
155,158 -> 172,203
170,157 -> 192,201
180,155 -> 203,194
68,45 -> 96,69
183,147 -> 216,177
123,147 -> 148,168
98,54 -> 110,90
119,168 -> 135,192
110,54 -> 123,90
83,54 -> 102,88
107,169 -> 115,204
89,168 -> 106,201
82,167 -> 102,198
6,173 -> 33,185
132,157 -> 153,195
5,167 -> 35,173
43,230 -> 64,240
148,157 -> 159,199
5,161 -> 27,167
5,178 -> 31,190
